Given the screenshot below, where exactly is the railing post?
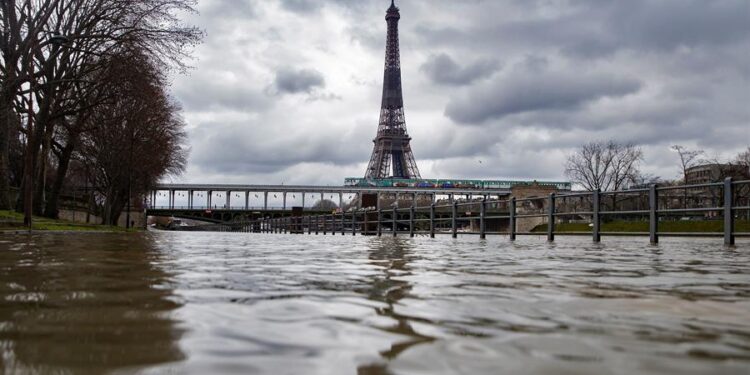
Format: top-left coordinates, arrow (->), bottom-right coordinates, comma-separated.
377,209 -> 382,236
323,215 -> 327,235
452,200 -> 458,238
429,203 -> 435,238
341,213 -> 345,235
649,185 -> 658,244
392,207 -> 397,237
509,198 -> 516,241
315,215 -> 319,235
352,211 -> 357,236
593,190 -> 601,243
307,216 -> 312,235
724,177 -> 735,246
409,206 -> 415,237
480,197 -> 486,239
547,193 -> 555,242
364,211 -> 369,235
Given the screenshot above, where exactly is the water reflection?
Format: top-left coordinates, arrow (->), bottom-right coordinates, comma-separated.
358,237 -> 434,375
0,234 -> 184,373
1,232 -> 749,374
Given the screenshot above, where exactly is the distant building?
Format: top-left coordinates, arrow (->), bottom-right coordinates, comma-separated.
686,163 -> 750,185
682,163 -> 750,217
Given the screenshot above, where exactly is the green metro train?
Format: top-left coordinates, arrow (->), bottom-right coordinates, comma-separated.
344,177 -> 571,190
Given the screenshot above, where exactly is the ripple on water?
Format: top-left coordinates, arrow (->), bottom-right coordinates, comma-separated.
0,232 -> 749,374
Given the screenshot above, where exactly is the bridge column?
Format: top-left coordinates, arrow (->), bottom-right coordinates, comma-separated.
226,191 -> 231,209
245,191 -> 249,210
320,192 -> 324,207
170,190 -> 175,209
188,190 -> 193,209
357,192 -> 361,209
302,193 -> 306,209
283,192 -> 287,210
264,192 -> 268,210
339,193 -> 343,209
207,191 -> 212,209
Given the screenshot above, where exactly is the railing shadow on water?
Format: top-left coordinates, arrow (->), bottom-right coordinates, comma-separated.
180,178 -> 750,246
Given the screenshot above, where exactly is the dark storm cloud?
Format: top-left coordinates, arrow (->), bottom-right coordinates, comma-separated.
420,53 -> 500,86
445,70 -> 641,124
607,0 -> 750,51
416,0 -> 750,58
273,67 -> 325,95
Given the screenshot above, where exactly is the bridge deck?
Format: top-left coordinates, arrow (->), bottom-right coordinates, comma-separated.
153,183 -> 511,195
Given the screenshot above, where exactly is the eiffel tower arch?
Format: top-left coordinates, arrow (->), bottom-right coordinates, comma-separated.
364,0 -> 421,180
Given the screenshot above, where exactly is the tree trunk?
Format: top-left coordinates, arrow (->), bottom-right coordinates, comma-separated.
44,138 -> 75,219
0,90 -> 13,210
30,105 -> 51,216
102,192 -> 125,226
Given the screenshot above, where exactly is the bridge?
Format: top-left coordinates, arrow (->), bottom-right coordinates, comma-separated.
147,183 -> 512,223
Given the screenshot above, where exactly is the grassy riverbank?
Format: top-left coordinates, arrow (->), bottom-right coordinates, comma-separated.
533,219 -> 750,233
0,210 -> 131,232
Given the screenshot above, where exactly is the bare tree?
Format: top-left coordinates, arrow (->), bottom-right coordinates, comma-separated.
0,0 -> 201,223
671,145 -> 704,183
312,199 -> 338,211
735,147 -> 750,168
671,145 -> 705,209
78,46 -> 187,226
565,141 -> 643,192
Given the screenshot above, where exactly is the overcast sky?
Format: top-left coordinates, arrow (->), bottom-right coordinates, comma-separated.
168,0 -> 750,186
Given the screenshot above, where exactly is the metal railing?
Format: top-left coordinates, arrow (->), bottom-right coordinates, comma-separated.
183,178 -> 750,245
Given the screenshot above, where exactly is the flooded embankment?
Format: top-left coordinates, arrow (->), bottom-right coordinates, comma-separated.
1,232 -> 748,374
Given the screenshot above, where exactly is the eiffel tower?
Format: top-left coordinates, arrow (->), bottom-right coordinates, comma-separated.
364,0 -> 421,179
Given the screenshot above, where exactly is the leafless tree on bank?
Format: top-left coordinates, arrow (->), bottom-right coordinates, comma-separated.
565,141 -> 643,212
0,0 -> 201,223
671,145 -> 704,208
565,141 -> 643,192
736,147 -> 750,168
671,145 -> 704,183
78,47 -> 187,226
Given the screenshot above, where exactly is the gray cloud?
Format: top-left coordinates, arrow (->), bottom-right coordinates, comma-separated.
420,53 -> 500,86
168,0 -> 750,186
280,0 -> 319,14
416,0 -> 750,59
273,67 -> 325,95
445,70 -> 641,124
173,74 -> 270,112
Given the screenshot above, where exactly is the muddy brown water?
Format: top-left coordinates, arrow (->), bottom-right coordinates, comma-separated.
0,232 -> 748,374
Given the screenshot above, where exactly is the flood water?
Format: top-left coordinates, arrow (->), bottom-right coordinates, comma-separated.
0,232 -> 749,374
